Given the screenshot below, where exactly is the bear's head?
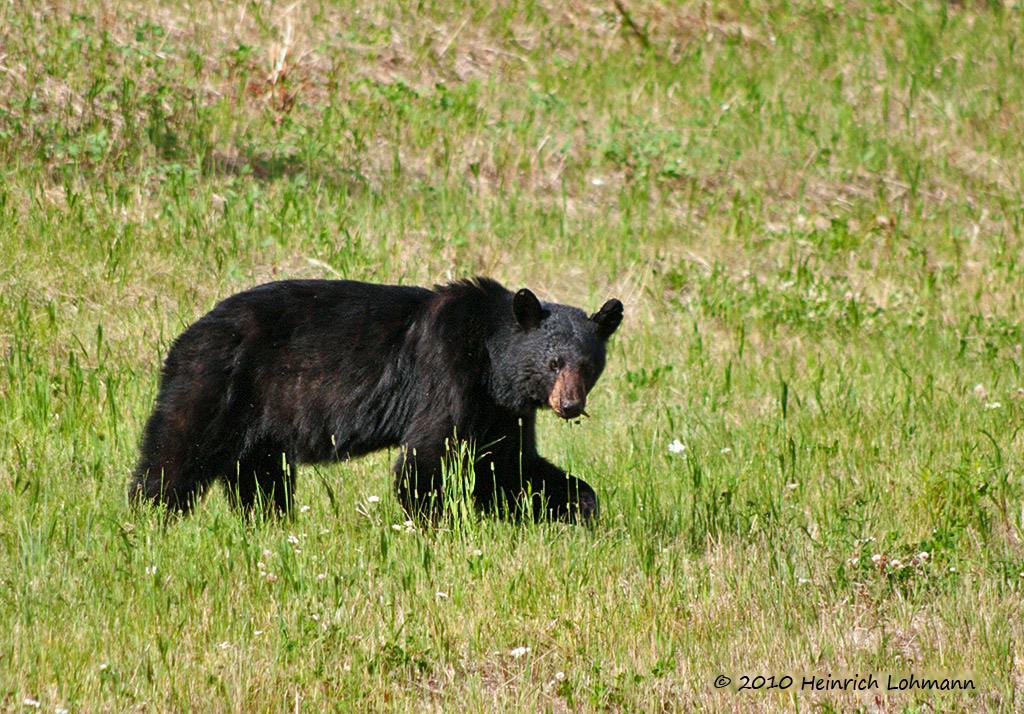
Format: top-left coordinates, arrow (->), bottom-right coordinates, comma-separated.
488,288 -> 622,419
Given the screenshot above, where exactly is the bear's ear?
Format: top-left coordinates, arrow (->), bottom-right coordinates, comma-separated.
590,298 -> 623,340
513,288 -> 544,330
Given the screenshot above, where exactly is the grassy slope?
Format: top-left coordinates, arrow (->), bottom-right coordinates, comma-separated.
1,0 -> 1022,711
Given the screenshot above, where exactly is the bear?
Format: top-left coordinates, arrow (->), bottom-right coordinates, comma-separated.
129,277 -> 622,522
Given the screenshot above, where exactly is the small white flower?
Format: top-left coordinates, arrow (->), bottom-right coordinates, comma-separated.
56,708 -> 69,714
218,641 -> 230,650
786,482 -> 798,490
24,700 -> 40,709
985,402 -> 1002,410
287,534 -> 300,545
798,578 -> 811,585
554,671 -> 565,681
846,557 -> 859,567
254,630 -> 264,636
265,572 -> 278,583
871,554 -> 883,564
918,551 -> 930,561
720,447 -> 732,454
473,549 -> 483,557
367,495 -> 381,503
317,573 -> 327,582
262,549 -> 272,559
435,591 -> 449,600
668,439 -> 686,454
299,505 -> 311,513
391,524 -> 402,532
257,561 -> 266,570
974,384 -> 987,398
510,646 -> 531,658
890,559 -> 902,569
145,565 -> 157,576
590,177 -> 605,186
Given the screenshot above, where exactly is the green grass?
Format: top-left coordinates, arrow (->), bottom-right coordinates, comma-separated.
2,0 -> 1023,711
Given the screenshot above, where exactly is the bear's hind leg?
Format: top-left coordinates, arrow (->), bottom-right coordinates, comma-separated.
130,410 -> 212,514
225,445 -> 296,516
129,458 -> 207,514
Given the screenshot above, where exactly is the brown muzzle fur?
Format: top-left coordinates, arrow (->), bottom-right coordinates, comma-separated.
548,367 -> 588,419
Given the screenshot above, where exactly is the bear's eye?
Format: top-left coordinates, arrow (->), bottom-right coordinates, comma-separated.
549,357 -> 564,373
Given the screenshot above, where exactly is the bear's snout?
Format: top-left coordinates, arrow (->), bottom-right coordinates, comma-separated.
548,367 -> 588,419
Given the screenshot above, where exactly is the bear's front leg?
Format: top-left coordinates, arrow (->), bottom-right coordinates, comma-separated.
392,439 -> 453,519
518,457 -> 599,524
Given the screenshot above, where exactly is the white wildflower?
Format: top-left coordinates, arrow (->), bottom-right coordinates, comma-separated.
668,439 -> 686,454
510,646 -> 531,658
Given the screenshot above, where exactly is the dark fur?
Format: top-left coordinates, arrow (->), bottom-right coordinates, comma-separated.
130,277 -> 622,521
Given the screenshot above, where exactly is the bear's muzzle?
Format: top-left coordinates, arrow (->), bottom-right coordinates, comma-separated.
548,367 -> 588,419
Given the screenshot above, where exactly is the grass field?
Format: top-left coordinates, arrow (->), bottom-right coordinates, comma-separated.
2,0 -> 1023,711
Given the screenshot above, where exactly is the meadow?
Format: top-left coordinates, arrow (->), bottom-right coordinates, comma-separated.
1,0 -> 1023,711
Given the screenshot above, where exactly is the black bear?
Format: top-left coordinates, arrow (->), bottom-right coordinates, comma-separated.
130,277 -> 622,522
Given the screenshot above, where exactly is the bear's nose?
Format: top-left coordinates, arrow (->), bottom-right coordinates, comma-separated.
548,367 -> 588,419
557,399 -> 585,419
